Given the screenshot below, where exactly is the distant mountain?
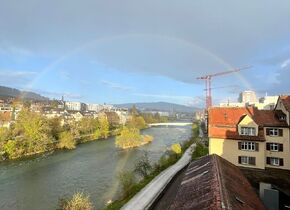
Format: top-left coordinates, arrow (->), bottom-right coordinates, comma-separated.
116,102 -> 200,113
0,86 -> 49,101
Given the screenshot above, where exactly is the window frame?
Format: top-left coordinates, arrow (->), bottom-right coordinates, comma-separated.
240,156 -> 249,165
241,141 -> 256,151
270,157 -> 280,166
240,127 -> 256,136
270,143 -> 279,152
269,128 -> 279,136
239,156 -> 256,165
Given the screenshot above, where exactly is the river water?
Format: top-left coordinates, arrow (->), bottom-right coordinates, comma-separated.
0,125 -> 192,210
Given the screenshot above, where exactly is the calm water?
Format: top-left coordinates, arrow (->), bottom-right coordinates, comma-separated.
0,125 -> 192,210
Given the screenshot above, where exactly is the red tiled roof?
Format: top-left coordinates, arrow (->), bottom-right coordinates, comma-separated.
168,155 -> 266,210
208,107 -> 288,141
0,111 -> 12,122
280,95 -> 290,111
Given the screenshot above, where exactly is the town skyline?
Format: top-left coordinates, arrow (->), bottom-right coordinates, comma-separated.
1,1 -> 290,107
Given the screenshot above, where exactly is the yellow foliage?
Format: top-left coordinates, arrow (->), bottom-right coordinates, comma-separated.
171,143 -> 182,154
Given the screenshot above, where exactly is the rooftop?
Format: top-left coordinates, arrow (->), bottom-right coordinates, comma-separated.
208,107 -> 288,141
167,155 -> 265,210
279,95 -> 290,111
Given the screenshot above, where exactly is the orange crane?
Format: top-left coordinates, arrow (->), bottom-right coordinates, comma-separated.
197,66 -> 252,109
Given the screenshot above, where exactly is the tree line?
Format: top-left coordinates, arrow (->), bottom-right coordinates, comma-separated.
0,108 -> 110,160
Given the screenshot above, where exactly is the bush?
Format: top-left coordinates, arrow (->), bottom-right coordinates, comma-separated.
192,142 -> 208,160
171,143 -> 182,155
3,140 -> 19,159
118,170 -> 136,197
58,192 -> 93,210
115,127 -> 142,149
57,131 -> 76,150
134,152 -> 152,178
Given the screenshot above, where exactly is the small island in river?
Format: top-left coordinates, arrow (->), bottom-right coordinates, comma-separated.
115,127 -> 154,149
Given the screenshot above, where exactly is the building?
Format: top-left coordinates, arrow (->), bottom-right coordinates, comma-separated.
239,90 -> 258,103
209,95 -> 290,170
220,93 -> 278,110
87,103 -> 103,112
65,101 -> 87,111
154,155 -> 265,210
0,111 -> 12,128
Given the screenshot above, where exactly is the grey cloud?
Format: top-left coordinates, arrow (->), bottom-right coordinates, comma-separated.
1,1 -> 290,86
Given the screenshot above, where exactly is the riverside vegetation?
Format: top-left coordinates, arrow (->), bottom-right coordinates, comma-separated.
0,108 -> 111,160
56,122 -> 208,210
114,105 -> 154,149
101,122 -> 207,210
0,106 -> 167,161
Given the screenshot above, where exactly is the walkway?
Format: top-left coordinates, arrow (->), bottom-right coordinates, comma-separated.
121,143 -> 196,210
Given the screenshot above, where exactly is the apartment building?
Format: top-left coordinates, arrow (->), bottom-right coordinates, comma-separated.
208,95 -> 290,170
65,101 -> 87,111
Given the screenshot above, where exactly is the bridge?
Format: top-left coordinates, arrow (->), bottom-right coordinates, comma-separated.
148,122 -> 192,127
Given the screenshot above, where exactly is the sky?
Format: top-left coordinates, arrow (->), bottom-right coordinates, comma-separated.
1,1 -> 290,107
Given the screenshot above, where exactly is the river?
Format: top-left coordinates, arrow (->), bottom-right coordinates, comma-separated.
0,125 -> 192,210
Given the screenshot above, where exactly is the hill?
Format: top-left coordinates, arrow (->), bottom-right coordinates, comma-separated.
116,102 -> 200,113
0,86 -> 48,101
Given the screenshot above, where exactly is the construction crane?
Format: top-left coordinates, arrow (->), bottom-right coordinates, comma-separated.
203,84 -> 240,91
197,66 -> 252,109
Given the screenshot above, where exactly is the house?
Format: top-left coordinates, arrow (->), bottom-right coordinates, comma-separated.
0,111 -> 12,128
208,96 -> 290,170
155,155 -> 266,210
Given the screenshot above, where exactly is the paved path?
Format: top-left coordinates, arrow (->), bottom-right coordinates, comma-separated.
121,143 -> 196,210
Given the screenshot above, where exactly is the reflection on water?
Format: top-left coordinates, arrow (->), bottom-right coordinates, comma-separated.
0,125 -> 192,210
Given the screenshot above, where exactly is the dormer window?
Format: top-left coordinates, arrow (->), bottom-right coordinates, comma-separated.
279,115 -> 286,121
241,127 -> 256,136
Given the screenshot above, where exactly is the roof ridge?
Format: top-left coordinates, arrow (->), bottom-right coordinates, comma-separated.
213,154 -> 229,210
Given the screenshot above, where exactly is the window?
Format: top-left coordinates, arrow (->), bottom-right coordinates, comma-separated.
240,127 -> 256,136
267,157 -> 283,166
270,143 -> 278,151
238,156 -> 256,165
266,128 -> 283,137
266,143 -> 283,152
271,158 -> 279,166
238,141 -> 258,151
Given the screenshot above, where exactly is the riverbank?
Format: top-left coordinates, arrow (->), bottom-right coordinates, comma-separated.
102,123 -> 199,210
0,125 -> 193,210
0,126 -> 120,162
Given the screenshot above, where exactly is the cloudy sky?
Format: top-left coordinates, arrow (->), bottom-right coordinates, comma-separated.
1,1 -> 290,107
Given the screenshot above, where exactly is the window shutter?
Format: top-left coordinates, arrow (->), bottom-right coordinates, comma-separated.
280,158 -> 284,166
266,143 -> 270,150
279,129 -> 283,136
279,144 -> 283,152
266,128 -> 270,136
238,142 -> 241,150
251,157 -> 256,165
255,143 -> 259,151
238,156 -> 241,164
266,157 -> 270,164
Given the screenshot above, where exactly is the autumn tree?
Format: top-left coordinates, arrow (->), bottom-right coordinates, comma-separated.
98,115 -> 110,139
115,127 -> 142,149
14,109 -> 53,153
57,131 -> 76,150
